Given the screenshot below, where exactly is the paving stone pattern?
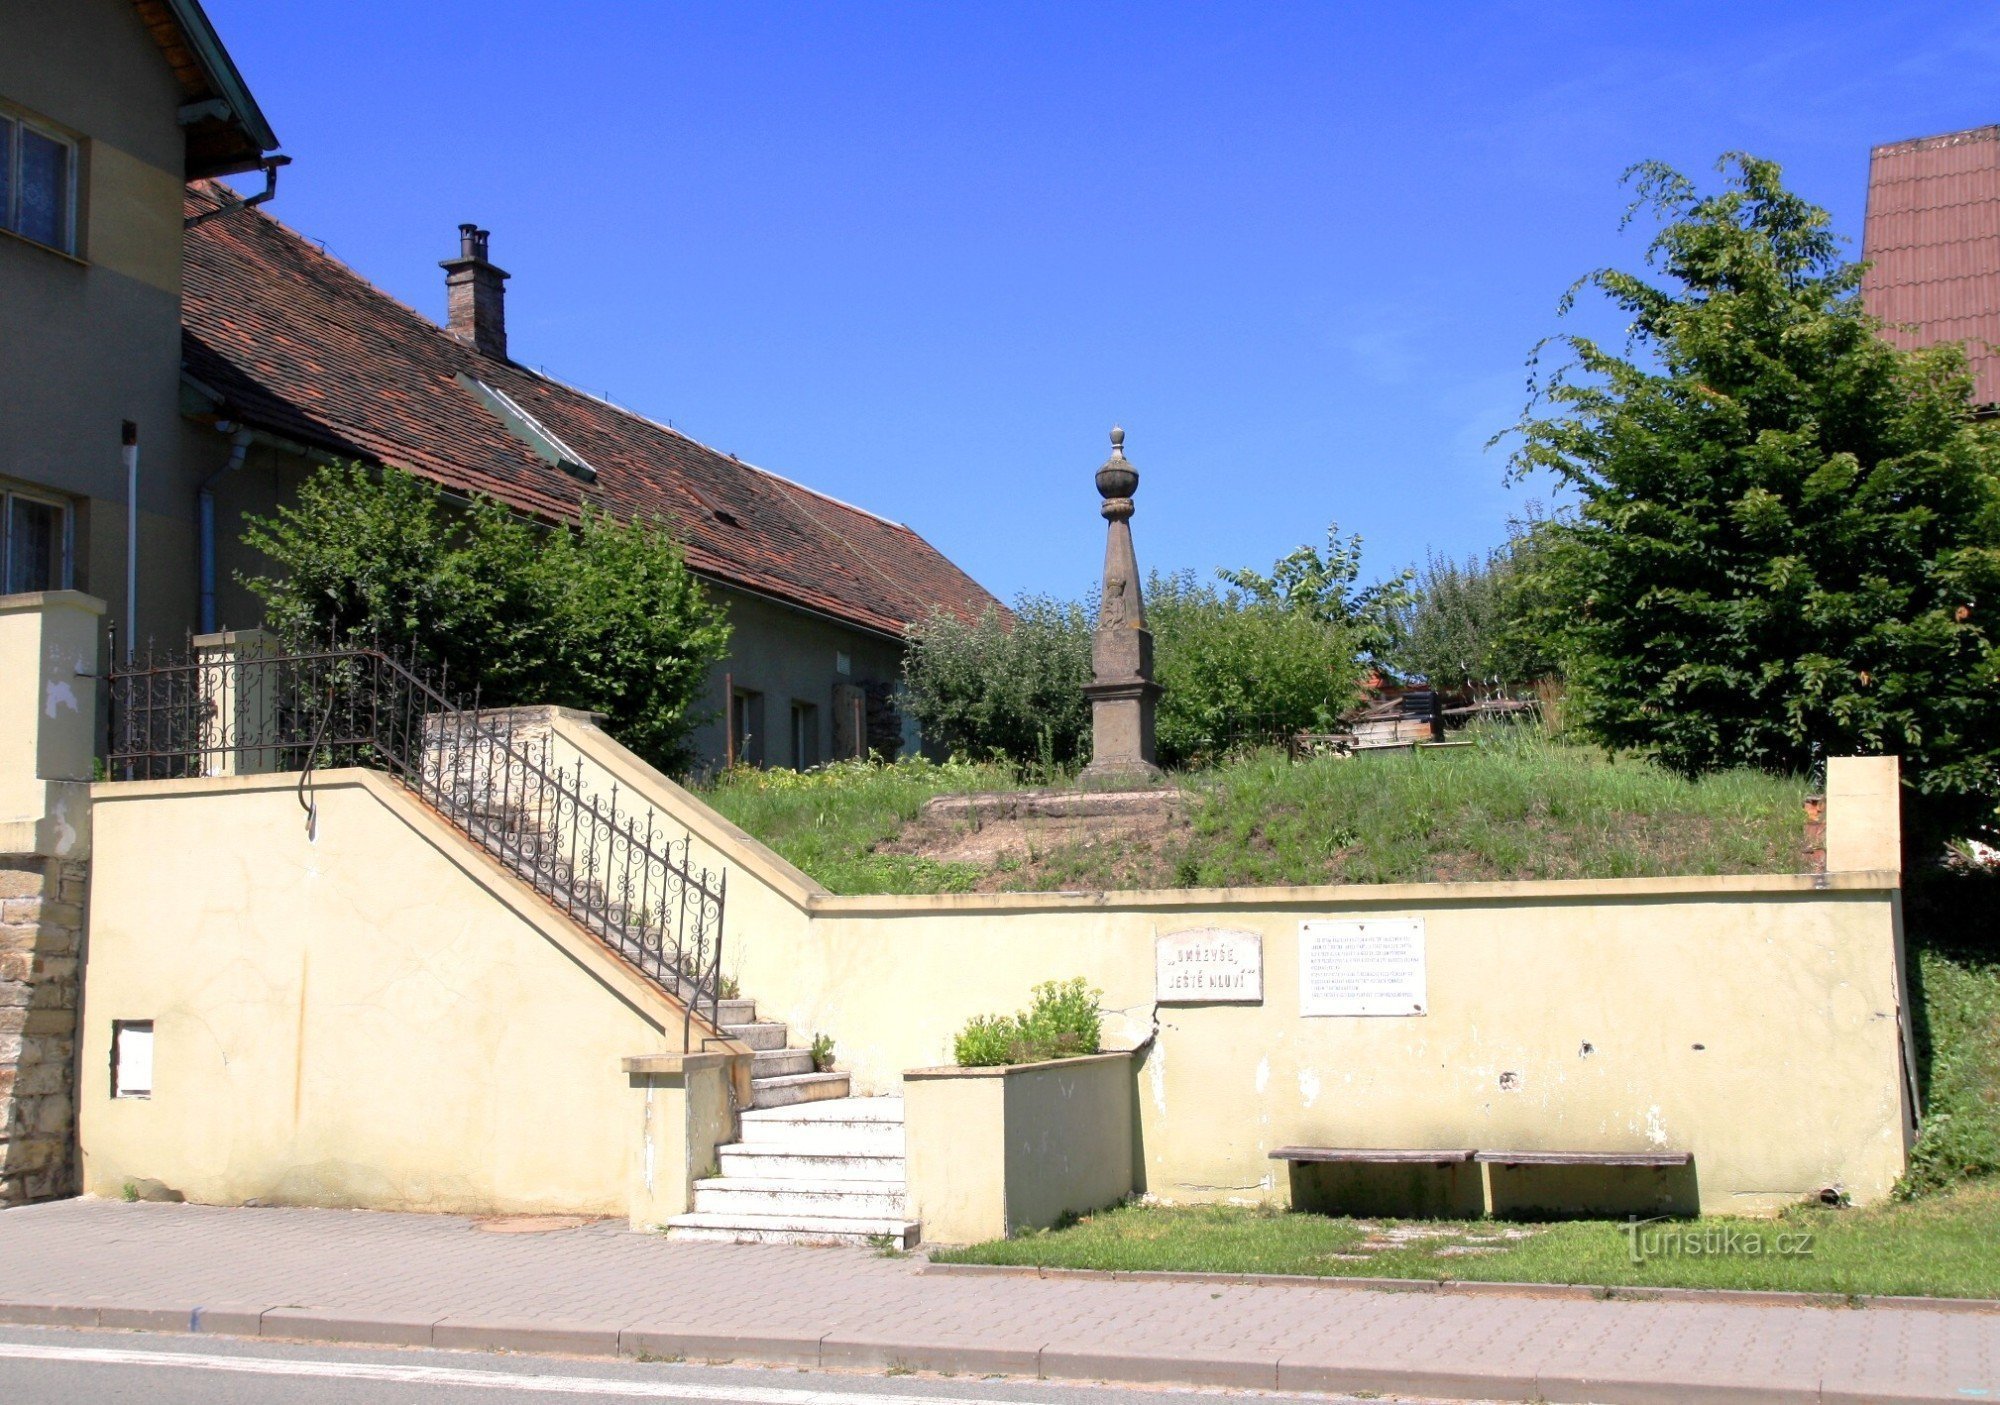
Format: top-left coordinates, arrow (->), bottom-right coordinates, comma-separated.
0,857 -> 84,1206
0,1200 -> 1994,1403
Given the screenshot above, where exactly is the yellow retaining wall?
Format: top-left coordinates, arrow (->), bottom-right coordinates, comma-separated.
79,770 -> 719,1215
551,716 -> 1914,1215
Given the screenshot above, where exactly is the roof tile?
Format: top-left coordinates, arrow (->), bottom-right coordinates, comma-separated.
181,183 -> 1000,638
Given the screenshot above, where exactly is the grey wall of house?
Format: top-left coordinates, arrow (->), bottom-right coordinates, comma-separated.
688,587 -> 908,773
0,0 -> 200,647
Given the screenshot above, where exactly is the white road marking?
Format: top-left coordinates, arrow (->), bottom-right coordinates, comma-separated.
0,1342 -> 1026,1401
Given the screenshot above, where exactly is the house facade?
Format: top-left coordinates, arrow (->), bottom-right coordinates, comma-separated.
0,0 -> 280,633
178,195 -> 997,771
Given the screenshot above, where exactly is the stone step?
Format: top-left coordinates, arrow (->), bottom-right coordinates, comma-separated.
714,998 -> 757,1026
741,1095 -> 905,1124
692,1177 -> 908,1219
664,1212 -> 921,1249
715,1146 -> 906,1181
748,1071 -> 851,1109
752,1048 -> 814,1078
737,1097 -> 904,1150
722,1021 -> 788,1051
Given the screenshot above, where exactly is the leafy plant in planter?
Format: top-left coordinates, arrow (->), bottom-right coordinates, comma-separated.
953,978 -> 1103,1067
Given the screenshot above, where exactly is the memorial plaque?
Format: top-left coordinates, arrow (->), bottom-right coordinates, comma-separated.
1299,918 -> 1427,1016
1156,928 -> 1263,1003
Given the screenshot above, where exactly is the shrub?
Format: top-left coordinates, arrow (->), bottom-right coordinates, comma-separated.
241,464 -> 730,771
1148,572 -> 1365,767
902,596 -> 1092,773
953,978 -> 1104,1067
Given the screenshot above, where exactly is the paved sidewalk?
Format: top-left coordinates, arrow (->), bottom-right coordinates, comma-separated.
1,1200 -> 1995,1404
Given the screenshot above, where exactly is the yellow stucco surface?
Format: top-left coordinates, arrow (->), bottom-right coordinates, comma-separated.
79,770 -> 698,1215
553,715 -> 1913,1215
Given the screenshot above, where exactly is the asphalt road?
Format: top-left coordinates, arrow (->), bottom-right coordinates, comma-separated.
0,1326 -> 1468,1405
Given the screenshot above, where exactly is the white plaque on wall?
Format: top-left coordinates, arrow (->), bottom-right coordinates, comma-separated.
1156,928 -> 1263,1004
1299,918 -> 1427,1017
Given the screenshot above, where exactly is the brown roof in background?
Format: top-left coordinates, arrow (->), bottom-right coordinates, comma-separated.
180,184 -> 1000,639
1862,124 -> 2000,405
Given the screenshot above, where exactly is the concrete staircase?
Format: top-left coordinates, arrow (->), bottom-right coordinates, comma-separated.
713,996 -> 852,1110
667,1087 -> 918,1248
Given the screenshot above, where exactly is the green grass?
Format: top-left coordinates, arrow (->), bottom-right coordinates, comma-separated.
708,726 -> 1811,896
931,1183 -> 2000,1298
1038,725 -> 1809,890
700,755 -> 1025,895
1901,876 -> 2000,1194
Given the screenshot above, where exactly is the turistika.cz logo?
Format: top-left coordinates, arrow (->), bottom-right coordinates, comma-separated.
1622,1217 -> 1815,1266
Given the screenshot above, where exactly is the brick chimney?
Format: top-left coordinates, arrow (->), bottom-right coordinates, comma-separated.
440,223 -> 509,359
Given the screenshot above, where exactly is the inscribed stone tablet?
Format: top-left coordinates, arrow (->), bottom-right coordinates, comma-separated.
1298,918 -> 1427,1016
1155,928 -> 1263,1004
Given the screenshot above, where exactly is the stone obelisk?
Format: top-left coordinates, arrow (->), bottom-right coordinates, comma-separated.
1080,426 -> 1164,786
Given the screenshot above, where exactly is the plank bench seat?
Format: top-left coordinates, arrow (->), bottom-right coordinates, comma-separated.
1475,1150 -> 1692,1169
1268,1147 -> 1477,1166
1269,1147 -> 1691,1169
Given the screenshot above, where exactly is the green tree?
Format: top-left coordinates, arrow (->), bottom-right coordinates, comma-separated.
241,463 -> 731,770
1507,154 -> 2000,846
1148,570 -> 1364,766
900,596 -> 1092,771
1220,521 -> 1413,669
1395,512 -> 1573,691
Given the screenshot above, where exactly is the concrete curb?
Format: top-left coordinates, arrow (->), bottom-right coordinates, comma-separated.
920,1258 -> 2000,1314
0,1298 -> 1989,1405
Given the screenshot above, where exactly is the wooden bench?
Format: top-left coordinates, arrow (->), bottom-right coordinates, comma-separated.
1268,1147 -> 1476,1167
1475,1150 -> 1692,1169
1269,1147 -> 1690,1169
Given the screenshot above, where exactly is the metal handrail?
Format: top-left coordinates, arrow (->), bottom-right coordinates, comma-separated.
106,642 -> 727,1045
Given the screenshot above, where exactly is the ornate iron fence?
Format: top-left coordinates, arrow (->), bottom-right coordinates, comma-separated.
106,640 -> 727,1045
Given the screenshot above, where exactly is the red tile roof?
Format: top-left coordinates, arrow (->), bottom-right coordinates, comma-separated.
1862,125 -> 2000,406
180,183 -> 1000,639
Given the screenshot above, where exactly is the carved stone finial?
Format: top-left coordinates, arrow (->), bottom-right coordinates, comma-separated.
1110,424 -> 1126,456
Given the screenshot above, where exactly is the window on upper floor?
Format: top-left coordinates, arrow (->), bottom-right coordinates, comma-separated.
3,487 -> 73,594
0,113 -> 78,256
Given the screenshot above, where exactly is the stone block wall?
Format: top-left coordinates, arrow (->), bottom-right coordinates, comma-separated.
1,856 -> 83,1205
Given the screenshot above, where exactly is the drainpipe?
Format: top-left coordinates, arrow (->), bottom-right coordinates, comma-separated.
198,423 -> 254,634
122,421 -> 138,662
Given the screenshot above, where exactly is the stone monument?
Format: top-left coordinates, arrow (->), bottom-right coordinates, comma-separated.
1080,426 -> 1165,786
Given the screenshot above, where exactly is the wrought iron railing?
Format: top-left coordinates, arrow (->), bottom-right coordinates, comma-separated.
106,640 -> 727,1045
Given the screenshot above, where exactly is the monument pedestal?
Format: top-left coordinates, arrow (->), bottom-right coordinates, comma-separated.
1080,677 -> 1164,787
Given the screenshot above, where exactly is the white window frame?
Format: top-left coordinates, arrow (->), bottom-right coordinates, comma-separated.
1,485 -> 75,594
1,111 -> 80,257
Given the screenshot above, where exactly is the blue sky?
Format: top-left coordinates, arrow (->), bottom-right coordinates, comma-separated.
205,1 -> 2000,605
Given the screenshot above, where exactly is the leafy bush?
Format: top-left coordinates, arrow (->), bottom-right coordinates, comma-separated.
241,463 -> 730,770
1218,521 -> 1412,670
902,596 -> 1092,774
953,978 -> 1104,1066
1148,572 -> 1365,767
1393,514 -> 1570,691
1505,155 -> 2000,849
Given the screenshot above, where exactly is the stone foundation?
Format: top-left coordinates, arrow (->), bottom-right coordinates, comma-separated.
1,856 -> 84,1206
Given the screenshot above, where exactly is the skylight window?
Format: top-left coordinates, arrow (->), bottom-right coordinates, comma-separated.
457,374 -> 597,483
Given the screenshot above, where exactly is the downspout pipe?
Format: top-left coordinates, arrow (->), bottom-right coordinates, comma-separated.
198,423 -> 253,635
122,421 -> 138,662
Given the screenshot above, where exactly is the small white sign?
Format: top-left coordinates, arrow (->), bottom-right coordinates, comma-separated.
1156,928 -> 1263,1004
1299,918 -> 1427,1017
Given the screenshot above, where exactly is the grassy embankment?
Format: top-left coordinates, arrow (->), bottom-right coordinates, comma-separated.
701,724 -> 1810,894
